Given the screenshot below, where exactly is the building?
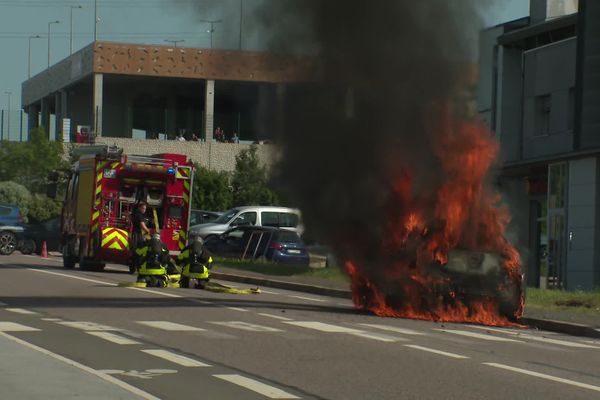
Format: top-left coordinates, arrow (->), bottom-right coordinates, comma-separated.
478,0 -> 600,290
20,41 -> 317,170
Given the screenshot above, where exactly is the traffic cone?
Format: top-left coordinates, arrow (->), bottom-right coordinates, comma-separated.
40,241 -> 48,259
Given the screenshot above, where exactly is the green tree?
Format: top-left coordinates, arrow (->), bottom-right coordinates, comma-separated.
231,145 -> 280,206
0,181 -> 31,221
0,127 -> 67,193
191,165 -> 233,211
28,193 -> 62,223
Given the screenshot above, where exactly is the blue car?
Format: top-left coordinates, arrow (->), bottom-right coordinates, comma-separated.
0,203 -> 25,255
204,226 -> 310,266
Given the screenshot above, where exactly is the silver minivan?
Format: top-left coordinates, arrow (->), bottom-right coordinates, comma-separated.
188,206 -> 303,239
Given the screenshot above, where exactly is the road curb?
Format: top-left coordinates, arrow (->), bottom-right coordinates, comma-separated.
212,271 -> 600,339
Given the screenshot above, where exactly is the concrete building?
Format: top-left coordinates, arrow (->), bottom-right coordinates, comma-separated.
478,0 -> 600,290
21,41 -> 316,168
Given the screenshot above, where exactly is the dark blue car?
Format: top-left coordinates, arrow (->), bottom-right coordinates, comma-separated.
204,226 -> 309,266
0,203 -> 25,255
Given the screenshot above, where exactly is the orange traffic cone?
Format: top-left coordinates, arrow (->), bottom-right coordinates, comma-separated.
40,241 -> 48,259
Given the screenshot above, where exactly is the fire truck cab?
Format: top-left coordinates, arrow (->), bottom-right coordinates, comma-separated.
59,145 -> 194,270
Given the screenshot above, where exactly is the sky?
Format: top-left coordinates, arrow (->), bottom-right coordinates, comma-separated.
0,0 -> 530,130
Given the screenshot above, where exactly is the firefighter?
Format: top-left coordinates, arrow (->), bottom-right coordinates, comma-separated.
177,236 -> 213,289
129,201 -> 151,274
136,233 -> 178,287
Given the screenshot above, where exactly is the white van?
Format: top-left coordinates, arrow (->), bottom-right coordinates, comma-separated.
188,206 -> 303,239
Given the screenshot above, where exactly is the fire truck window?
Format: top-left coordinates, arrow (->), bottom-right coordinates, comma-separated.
146,188 -> 163,206
168,207 -> 183,219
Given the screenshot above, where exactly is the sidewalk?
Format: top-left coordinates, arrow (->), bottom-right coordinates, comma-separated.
212,265 -> 600,339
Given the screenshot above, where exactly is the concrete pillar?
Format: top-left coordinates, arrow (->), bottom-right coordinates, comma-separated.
204,79 -> 215,141
54,92 -> 62,141
40,97 -> 50,138
61,90 -> 69,141
93,73 -> 103,137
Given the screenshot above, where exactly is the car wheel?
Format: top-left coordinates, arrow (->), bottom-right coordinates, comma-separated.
0,231 -> 17,255
20,239 -> 36,255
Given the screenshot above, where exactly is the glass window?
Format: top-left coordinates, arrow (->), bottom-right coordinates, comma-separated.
225,228 -> 245,240
278,213 -> 299,228
233,212 -> 257,226
548,163 -> 567,209
534,94 -> 551,136
214,209 -> 240,224
261,211 -> 299,228
261,212 -> 279,227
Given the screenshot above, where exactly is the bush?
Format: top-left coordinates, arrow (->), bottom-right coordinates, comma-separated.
0,181 -> 31,221
192,166 -> 233,211
231,145 -> 280,207
28,193 -> 62,223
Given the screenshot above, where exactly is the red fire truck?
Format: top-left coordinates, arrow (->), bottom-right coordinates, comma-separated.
57,145 -> 194,270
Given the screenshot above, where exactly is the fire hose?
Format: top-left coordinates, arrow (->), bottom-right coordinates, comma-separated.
118,274 -> 260,294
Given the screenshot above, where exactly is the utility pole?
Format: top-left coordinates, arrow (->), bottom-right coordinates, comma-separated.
94,0 -> 98,41
47,20 -> 60,69
239,0 -> 243,50
199,19 -> 222,49
164,39 -> 184,48
70,5 -> 82,54
28,35 -> 41,78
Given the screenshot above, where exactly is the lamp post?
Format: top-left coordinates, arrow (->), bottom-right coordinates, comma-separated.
70,5 -> 82,54
4,91 -> 11,140
47,20 -> 60,69
164,39 -> 184,48
199,19 -> 222,49
28,35 -> 41,78
239,0 -> 243,50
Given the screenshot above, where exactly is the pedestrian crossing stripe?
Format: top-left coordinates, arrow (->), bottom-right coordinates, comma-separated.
0,322 -> 40,332
208,321 -> 284,332
136,321 -> 205,331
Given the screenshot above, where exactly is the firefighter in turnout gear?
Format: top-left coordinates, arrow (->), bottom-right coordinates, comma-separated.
177,236 -> 213,289
136,234 -> 179,287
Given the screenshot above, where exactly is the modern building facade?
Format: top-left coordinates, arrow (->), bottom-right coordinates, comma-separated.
478,0 -> 600,290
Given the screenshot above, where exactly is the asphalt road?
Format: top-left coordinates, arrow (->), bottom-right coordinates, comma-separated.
1,253 -> 600,400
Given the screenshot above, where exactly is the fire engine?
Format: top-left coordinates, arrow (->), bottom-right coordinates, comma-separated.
57,145 -> 194,271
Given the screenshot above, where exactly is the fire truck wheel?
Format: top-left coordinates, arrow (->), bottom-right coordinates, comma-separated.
62,238 -> 76,269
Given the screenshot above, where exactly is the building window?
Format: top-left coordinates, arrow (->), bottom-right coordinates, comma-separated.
534,94 -> 551,136
568,87 -> 575,131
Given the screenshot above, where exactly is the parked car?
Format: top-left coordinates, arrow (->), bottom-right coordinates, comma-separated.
0,203 -> 25,255
189,206 -> 303,240
189,209 -> 222,226
21,217 -> 61,255
204,226 -> 309,266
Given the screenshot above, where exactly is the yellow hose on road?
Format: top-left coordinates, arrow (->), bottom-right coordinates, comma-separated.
117,277 -> 260,294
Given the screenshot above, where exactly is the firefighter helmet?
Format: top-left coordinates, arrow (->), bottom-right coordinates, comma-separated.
192,236 -> 204,254
150,233 -> 162,253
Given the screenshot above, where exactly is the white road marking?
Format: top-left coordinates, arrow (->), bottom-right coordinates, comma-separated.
434,329 -> 523,342
0,332 -> 161,400
189,299 -> 212,305
258,313 -> 293,321
137,321 -> 205,331
404,345 -> 469,359
349,331 -> 407,342
5,308 -> 38,315
288,295 -> 327,303
225,307 -> 249,312
127,287 -> 182,298
141,349 -> 211,367
0,322 -> 40,332
59,321 -> 120,331
86,331 -> 141,345
484,363 -> 600,393
259,290 -> 280,295
27,268 -> 115,286
208,321 -> 283,332
41,318 -> 63,322
214,374 -> 300,399
470,326 -> 600,349
360,324 -> 426,336
284,321 -> 363,333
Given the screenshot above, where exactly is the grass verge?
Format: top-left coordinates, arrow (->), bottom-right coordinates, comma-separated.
525,288 -> 600,314
214,258 -> 349,281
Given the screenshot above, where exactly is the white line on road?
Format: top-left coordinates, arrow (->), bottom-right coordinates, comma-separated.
283,321 -> 363,333
288,295 -> 327,303
126,287 -> 182,298
208,321 -> 284,332
59,321 -> 120,331
470,326 -> 600,349
258,313 -> 293,321
141,349 -> 211,367
434,329 -> 523,342
86,331 -> 141,345
214,374 -> 300,399
0,322 -> 41,332
5,308 -> 38,315
259,290 -> 280,295
137,321 -> 205,331
27,268 -> 116,286
41,318 -> 63,322
360,324 -> 426,336
484,362 -> 600,393
348,331 -> 407,343
225,307 -> 249,312
0,331 -> 161,400
404,345 -> 469,359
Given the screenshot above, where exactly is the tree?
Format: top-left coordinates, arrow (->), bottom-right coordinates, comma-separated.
230,145 -> 280,206
0,181 -> 31,221
191,166 -> 233,211
0,127 -> 67,193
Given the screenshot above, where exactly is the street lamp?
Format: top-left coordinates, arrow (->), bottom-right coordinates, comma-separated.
28,35 -> 41,78
4,91 -> 11,140
239,0 -> 243,50
47,20 -> 60,69
70,5 -> 82,55
164,39 -> 184,48
199,19 -> 222,49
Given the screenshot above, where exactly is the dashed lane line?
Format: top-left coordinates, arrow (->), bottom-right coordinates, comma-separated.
0,331 -> 161,400
257,313 -> 294,321
359,324 -> 427,336
27,268 -> 116,286
86,331 -> 142,345
214,374 -> 300,399
434,329 -> 523,343
41,318 -> 63,322
225,307 -> 249,312
137,321 -> 205,331
208,321 -> 284,332
0,322 -> 41,332
283,321 -> 363,333
404,345 -> 470,359
348,331 -> 407,343
259,290 -> 280,295
484,362 -> 600,393
5,308 -> 38,315
469,326 -> 600,349
141,349 -> 211,367
288,295 -> 327,303
126,287 -> 183,298
58,321 -> 121,331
